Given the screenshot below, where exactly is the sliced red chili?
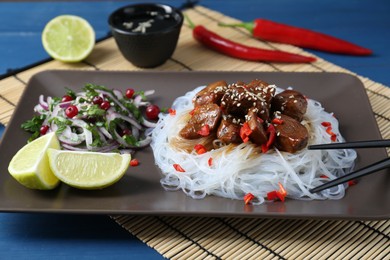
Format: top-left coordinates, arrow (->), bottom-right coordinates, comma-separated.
326,126 -> 337,142
208,157 -> 213,167
277,182 -> 287,202
267,191 -> 278,201
271,118 -> 284,125
321,121 -> 332,127
173,164 -> 185,172
240,122 -> 252,143
194,144 -> 207,154
197,124 -> 210,136
168,108 -> 176,116
130,158 -> 139,167
244,193 -> 255,205
262,124 -> 276,153
267,182 -> 287,202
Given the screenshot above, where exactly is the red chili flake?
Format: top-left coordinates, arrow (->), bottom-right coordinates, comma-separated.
262,124 -> 276,153
244,193 -> 255,205
189,107 -> 199,116
320,174 -> 329,179
348,180 -> 357,186
267,190 -> 278,201
326,126 -> 337,142
197,124 -> 210,136
194,144 -> 207,154
208,157 -> 213,167
267,182 -> 287,202
168,108 -> 176,116
130,159 -> 139,167
271,118 -> 284,125
240,122 -> 252,143
321,121 -> 331,127
173,164 -> 185,172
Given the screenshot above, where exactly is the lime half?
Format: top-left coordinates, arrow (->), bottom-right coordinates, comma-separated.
8,132 -> 61,190
42,15 -> 95,62
47,149 -> 131,190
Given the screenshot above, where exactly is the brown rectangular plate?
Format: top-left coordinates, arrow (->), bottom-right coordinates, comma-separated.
0,70 -> 388,220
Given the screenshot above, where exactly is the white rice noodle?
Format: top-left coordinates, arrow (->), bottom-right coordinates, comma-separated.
151,86 -> 357,204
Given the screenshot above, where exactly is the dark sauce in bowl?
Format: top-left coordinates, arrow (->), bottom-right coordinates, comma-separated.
108,4 -> 183,68
110,4 -> 182,35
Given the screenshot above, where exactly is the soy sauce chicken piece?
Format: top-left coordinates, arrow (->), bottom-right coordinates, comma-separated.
246,108 -> 268,145
179,103 -> 222,139
216,116 -> 242,144
246,79 -> 276,104
220,84 -> 270,122
272,89 -> 307,122
274,114 -> 308,153
192,80 -> 228,107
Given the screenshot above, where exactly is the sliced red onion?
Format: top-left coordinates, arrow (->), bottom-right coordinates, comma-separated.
59,101 -> 72,109
144,90 -> 155,97
110,112 -> 142,130
99,127 -> 112,139
113,89 -> 123,100
142,117 -> 157,128
39,95 -> 49,110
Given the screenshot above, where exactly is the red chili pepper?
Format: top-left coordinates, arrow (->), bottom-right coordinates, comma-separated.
208,157 -> 213,167
194,144 -> 207,154
173,164 -> 185,172
168,108 -> 176,116
240,122 -> 252,143
197,124 -> 210,136
261,124 -> 276,153
267,182 -> 287,202
219,19 -> 372,56
244,193 -> 255,205
130,158 -> 139,167
325,126 -> 337,142
271,118 -> 284,125
321,121 -> 332,127
185,16 -> 315,63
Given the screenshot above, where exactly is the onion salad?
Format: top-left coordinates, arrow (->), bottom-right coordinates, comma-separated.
22,83 -> 160,154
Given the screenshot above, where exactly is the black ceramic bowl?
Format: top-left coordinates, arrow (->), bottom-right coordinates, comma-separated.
108,3 -> 183,68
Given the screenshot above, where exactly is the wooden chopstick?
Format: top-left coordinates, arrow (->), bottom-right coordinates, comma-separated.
308,139 -> 390,150
309,157 -> 390,193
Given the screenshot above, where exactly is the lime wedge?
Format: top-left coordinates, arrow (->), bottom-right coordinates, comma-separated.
8,132 -> 61,190
47,149 -> 131,189
42,15 -> 95,62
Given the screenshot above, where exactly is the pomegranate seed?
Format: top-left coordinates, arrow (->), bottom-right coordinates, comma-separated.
121,129 -> 131,136
100,101 -> 111,110
92,96 -> 103,105
65,105 -> 78,118
145,104 -> 160,120
40,125 -> 49,135
61,95 -> 73,102
125,88 -> 135,99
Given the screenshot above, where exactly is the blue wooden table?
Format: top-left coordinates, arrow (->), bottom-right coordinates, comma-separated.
0,0 -> 389,258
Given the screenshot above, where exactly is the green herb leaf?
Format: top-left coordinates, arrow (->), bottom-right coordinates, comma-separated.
21,115 -> 46,133
87,104 -> 106,117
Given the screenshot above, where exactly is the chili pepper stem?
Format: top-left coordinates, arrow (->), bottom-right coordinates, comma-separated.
184,14 -> 196,29
218,22 -> 254,34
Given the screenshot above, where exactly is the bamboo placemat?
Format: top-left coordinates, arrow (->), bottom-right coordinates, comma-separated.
1,6 -> 389,260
